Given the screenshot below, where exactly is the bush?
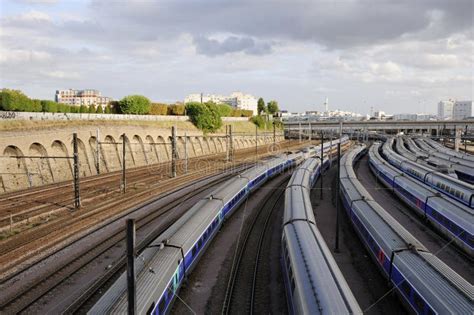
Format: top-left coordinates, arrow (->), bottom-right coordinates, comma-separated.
96,105 -> 104,113
251,115 -> 266,128
31,99 -> 42,112
216,104 -> 233,117
88,105 -> 96,113
105,105 -> 111,114
119,95 -> 150,114
0,89 -> 32,111
108,101 -> 120,113
185,102 -> 223,133
168,104 -> 185,115
79,105 -> 88,113
149,103 -> 168,115
41,100 -> 57,112
231,109 -> 253,117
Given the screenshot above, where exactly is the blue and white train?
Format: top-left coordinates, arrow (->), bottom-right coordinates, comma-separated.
282,137 -> 361,314
370,142 -> 473,256
88,152 -> 302,315
340,145 -> 473,314
381,137 -> 474,208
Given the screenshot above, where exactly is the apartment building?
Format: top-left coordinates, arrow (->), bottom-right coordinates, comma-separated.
184,91 -> 258,115
55,89 -> 111,107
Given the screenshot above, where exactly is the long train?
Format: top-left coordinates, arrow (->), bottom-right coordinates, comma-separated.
369,142 -> 473,256
401,136 -> 474,185
281,137 -> 360,314
421,137 -> 474,163
340,145 -> 473,314
89,137 -> 349,314
381,137 -> 474,208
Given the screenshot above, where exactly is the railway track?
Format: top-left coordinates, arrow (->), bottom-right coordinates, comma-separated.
222,174 -> 288,315
0,164 -> 252,314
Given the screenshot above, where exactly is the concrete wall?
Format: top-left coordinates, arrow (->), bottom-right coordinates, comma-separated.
0,124 -> 283,193
0,111 -> 250,122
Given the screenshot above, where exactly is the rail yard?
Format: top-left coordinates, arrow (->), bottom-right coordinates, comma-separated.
0,127 -> 473,315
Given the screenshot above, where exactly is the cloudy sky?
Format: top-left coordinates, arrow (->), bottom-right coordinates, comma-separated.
0,0 -> 472,114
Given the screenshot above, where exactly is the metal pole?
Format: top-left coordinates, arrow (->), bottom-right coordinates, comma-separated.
171,126 -> 177,177
273,122 -> 276,147
226,125 -> 229,162
230,125 -> 234,161
126,219 -> 136,315
122,133 -> 126,193
255,124 -> 258,162
320,131 -> 324,200
299,122 -> 302,143
465,125 -> 468,152
96,128 -> 100,174
309,122 -> 312,142
334,142 -> 341,252
184,132 -> 188,174
73,133 -> 81,209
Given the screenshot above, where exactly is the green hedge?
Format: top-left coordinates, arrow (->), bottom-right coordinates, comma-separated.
185,102 -> 222,132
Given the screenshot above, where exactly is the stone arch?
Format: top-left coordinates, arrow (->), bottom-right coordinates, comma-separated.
185,136 -> 197,158
202,137 -> 211,154
210,138 -> 218,153
145,135 -> 159,164
0,146 -> 29,192
51,140 -> 73,181
72,137 -> 93,177
217,137 -> 225,152
119,134 -> 136,168
28,142 -> 54,186
194,137 -> 204,156
176,137 -> 186,159
157,136 -> 169,161
132,135 -> 147,166
102,135 -> 121,171
89,136 -> 107,174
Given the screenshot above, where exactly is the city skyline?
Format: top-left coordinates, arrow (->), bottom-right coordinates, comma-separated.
0,1 -> 472,115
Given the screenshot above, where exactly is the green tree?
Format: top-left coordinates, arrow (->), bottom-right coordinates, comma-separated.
31,99 -> 42,112
88,105 -> 96,113
79,105 -> 88,113
257,97 -> 266,115
216,104 -> 233,117
96,105 -> 104,113
267,100 -> 279,114
105,105 -> 111,114
119,95 -> 151,114
41,100 -> 57,112
0,89 -> 32,111
185,102 -> 222,132
251,115 -> 266,128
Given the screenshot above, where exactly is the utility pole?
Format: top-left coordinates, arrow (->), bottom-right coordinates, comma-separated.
229,125 -> 234,162
126,219 -> 136,315
255,125 -> 258,162
334,142 -> 341,252
171,126 -> 177,177
122,133 -> 126,193
299,122 -> 302,143
273,122 -> 276,147
320,131 -> 324,200
96,129 -> 100,174
73,133 -> 81,209
309,122 -> 312,142
184,132 -> 188,174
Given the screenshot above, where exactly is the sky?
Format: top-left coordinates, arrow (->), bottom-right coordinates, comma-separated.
0,0 -> 473,115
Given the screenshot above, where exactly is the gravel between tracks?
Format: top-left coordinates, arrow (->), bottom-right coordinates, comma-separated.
310,162 -> 407,315
354,153 -> 473,283
171,173 -> 290,315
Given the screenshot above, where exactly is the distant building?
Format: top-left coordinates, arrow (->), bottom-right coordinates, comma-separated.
184,91 -> 258,115
55,89 -> 111,107
437,100 -> 454,120
373,110 -> 386,120
453,101 -> 472,120
393,113 -> 436,121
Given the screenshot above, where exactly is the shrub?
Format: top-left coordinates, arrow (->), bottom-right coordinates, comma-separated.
216,104 -> 233,117
105,105 -> 111,114
31,99 -> 42,112
168,104 -> 185,115
0,89 -> 32,111
119,95 -> 150,114
41,100 -> 57,113
149,103 -> 168,115
79,105 -> 88,113
96,105 -> 104,113
88,105 -> 96,113
185,102 -> 223,133
251,115 -> 266,128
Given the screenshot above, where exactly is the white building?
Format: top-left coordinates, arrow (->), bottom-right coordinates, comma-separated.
184,91 -> 258,115
453,101 -> 472,120
55,89 -> 111,107
437,100 -> 454,120
393,113 -> 436,121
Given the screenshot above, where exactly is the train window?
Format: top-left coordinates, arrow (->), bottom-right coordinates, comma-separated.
413,292 -> 425,313
401,281 -> 411,297
198,239 -> 202,248
192,246 -> 196,257
146,302 -> 156,315
159,298 -> 166,314
291,277 -> 296,292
